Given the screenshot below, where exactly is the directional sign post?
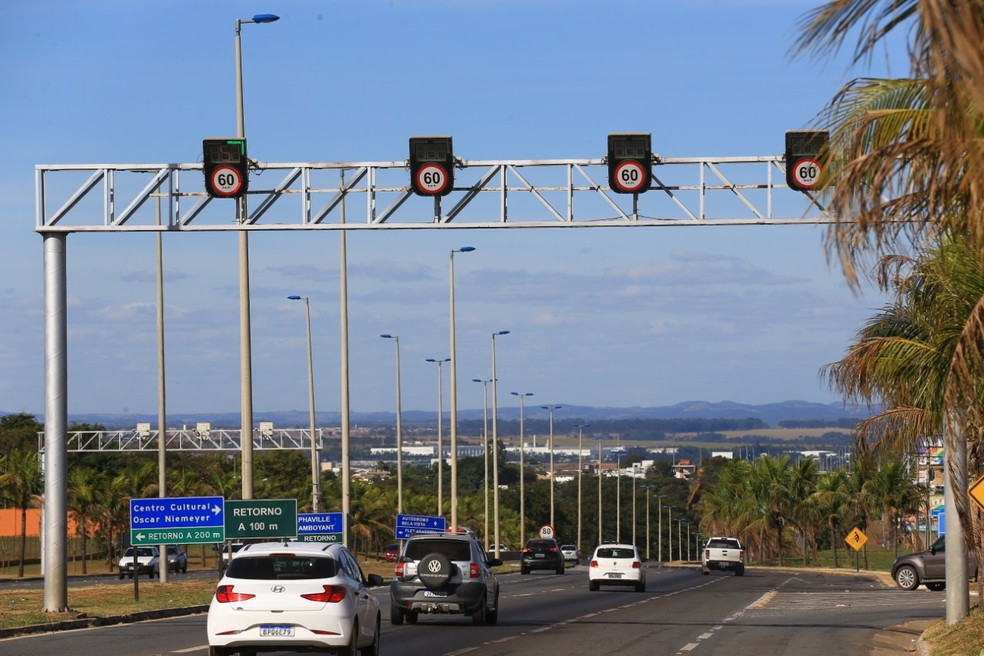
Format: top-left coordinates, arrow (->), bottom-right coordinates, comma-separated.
297,512 -> 344,543
225,499 -> 298,540
129,496 -> 225,545
395,513 -> 446,540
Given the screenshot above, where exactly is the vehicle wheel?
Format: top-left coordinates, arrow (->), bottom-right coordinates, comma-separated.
182,565 -> 187,574
556,565 -> 564,575
894,565 -> 920,591
127,573 -> 133,579
343,621 -> 358,656
405,611 -> 418,624
926,582 -> 946,592
701,567 -> 709,575
735,567 -> 744,577
472,599 -> 487,626
589,580 -> 599,592
486,594 -> 499,626
418,552 -> 453,590
635,581 -> 645,592
390,604 -> 404,626
360,614 -> 380,656
520,566 -> 529,575
118,573 -> 124,580
207,646 -> 226,656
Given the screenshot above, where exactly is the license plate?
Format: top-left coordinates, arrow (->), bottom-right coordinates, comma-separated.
423,590 -> 447,598
260,625 -> 294,637
607,572 -> 623,579
535,553 -> 545,558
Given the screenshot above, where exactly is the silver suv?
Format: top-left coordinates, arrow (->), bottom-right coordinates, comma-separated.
389,532 -> 501,625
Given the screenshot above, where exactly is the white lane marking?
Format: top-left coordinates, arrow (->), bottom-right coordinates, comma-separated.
171,647 -> 204,654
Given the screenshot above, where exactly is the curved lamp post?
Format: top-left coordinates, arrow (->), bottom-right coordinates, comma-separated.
473,377 -> 492,549
574,422 -> 590,555
448,246 -> 475,532
287,295 -> 320,513
513,391 -> 534,543
541,405 -> 562,528
380,334 -> 403,513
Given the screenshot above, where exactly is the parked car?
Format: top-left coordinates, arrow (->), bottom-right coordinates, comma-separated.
560,544 -> 580,565
892,535 -> 979,591
384,543 -> 400,562
486,544 -> 511,554
589,543 -> 646,592
520,538 -> 565,575
390,531 -> 501,626
165,545 -> 188,573
118,546 -> 160,579
206,541 -> 385,656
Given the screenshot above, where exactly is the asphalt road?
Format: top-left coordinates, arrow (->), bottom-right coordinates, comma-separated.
0,565 -> 946,656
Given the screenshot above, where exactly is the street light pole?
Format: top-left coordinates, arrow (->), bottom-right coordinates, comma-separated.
425,357 -> 450,516
448,246 -> 475,532
513,392 -> 533,544
657,495 -> 666,562
473,378 -> 491,550
667,506 -> 673,562
287,296 -> 320,512
235,12 -> 279,502
490,330 -> 509,557
598,440 -> 603,544
541,405 -> 562,528
575,423 -> 590,556
381,334 -> 403,513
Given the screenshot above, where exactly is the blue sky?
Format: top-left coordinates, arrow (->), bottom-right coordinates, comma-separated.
0,1 -> 901,417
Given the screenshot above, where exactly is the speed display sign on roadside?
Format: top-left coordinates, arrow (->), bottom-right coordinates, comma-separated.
208,165 -> 245,198
612,160 -> 648,194
414,163 -> 450,196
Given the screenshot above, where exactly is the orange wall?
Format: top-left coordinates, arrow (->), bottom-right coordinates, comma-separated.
0,509 -> 81,537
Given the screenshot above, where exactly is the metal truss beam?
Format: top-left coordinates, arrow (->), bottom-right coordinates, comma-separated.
35,156 -> 829,233
39,428 -> 323,453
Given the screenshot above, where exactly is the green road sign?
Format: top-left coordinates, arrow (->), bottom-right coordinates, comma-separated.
225,499 -> 298,540
298,533 -> 343,543
131,527 -> 224,545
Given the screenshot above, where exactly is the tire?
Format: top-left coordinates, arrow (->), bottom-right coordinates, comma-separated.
418,552 -> 453,590
343,621 -> 358,656
635,581 -> 645,592
182,565 -> 187,574
360,615 -> 380,656
486,595 -> 499,626
405,611 -> 418,625
926,582 -> 946,592
390,604 -> 404,626
520,566 -> 529,575
118,573 -> 124,580
894,565 -> 920,591
472,599 -> 487,626
555,564 -> 564,575
207,646 -> 226,656
701,567 -> 709,575
735,566 -> 745,577
589,580 -> 599,592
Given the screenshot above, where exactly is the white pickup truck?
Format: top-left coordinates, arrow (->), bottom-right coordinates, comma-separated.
701,537 -> 745,576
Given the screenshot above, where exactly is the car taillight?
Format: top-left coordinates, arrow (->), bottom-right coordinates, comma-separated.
590,560 -> 598,568
301,585 -> 347,603
214,585 -> 255,603
549,546 -> 558,553
632,561 -> 641,569
469,563 -> 480,579
704,549 -> 710,559
395,560 -> 405,578
739,550 -> 745,562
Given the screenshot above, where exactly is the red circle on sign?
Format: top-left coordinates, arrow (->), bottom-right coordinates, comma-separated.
415,163 -> 449,195
613,160 -> 648,193
792,157 -> 822,189
210,165 -> 244,197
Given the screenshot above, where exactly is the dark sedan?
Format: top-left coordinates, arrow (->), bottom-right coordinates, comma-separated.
520,538 -> 565,575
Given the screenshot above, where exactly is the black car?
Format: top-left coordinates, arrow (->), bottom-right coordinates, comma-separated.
891,534 -> 979,591
520,538 -> 565,575
390,532 -> 501,626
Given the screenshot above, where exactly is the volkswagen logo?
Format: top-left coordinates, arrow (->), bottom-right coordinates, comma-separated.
427,560 -> 443,574
271,585 -> 286,593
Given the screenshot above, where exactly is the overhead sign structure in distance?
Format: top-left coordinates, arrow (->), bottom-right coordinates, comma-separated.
129,496 -> 225,545
784,130 -> 828,192
607,132 -> 652,194
203,138 -> 249,199
225,499 -> 298,540
395,513 -> 447,539
409,136 -> 454,196
297,512 -> 344,543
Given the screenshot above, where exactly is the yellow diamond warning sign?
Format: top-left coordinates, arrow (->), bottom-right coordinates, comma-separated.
845,527 -> 868,551
969,474 -> 984,512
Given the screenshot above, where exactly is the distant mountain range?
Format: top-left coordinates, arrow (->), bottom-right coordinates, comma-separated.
6,400 -> 876,430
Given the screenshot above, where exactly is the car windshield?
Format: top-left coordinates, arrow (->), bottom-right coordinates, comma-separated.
226,555 -> 339,580
405,539 -> 472,561
707,539 -> 740,549
596,547 -> 635,559
525,540 -> 555,550
124,547 -> 155,558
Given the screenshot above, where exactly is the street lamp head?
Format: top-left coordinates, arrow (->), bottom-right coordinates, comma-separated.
455,246 -> 476,253
252,13 -> 280,23
287,295 -> 302,300
426,357 -> 450,363
494,330 -> 510,336
380,333 -> 395,339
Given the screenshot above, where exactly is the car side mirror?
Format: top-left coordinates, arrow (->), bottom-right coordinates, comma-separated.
929,547 -> 937,555
367,573 -> 386,587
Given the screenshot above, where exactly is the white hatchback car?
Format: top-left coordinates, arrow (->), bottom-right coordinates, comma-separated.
588,543 -> 646,592
207,541 -> 385,656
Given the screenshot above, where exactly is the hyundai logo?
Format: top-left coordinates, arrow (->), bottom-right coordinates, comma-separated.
271,585 -> 286,593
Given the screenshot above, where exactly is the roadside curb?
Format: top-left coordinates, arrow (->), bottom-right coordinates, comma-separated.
0,605 -> 208,639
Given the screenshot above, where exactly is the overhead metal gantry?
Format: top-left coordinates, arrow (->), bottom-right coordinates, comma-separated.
34,153 -> 829,613
36,155 -> 829,232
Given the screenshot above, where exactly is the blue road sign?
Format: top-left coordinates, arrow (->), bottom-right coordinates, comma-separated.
297,512 -> 344,536
395,513 -> 446,540
130,496 -> 225,545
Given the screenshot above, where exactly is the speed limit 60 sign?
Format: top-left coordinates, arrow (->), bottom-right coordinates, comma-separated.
607,133 -> 652,195
785,130 -> 828,192
208,165 -> 245,198
414,163 -> 451,196
410,136 -> 455,196
612,160 -> 648,194
203,138 -> 249,199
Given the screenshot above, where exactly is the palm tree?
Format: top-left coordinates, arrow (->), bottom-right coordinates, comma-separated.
67,466 -> 103,574
806,470 -> 851,568
0,449 -> 44,577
